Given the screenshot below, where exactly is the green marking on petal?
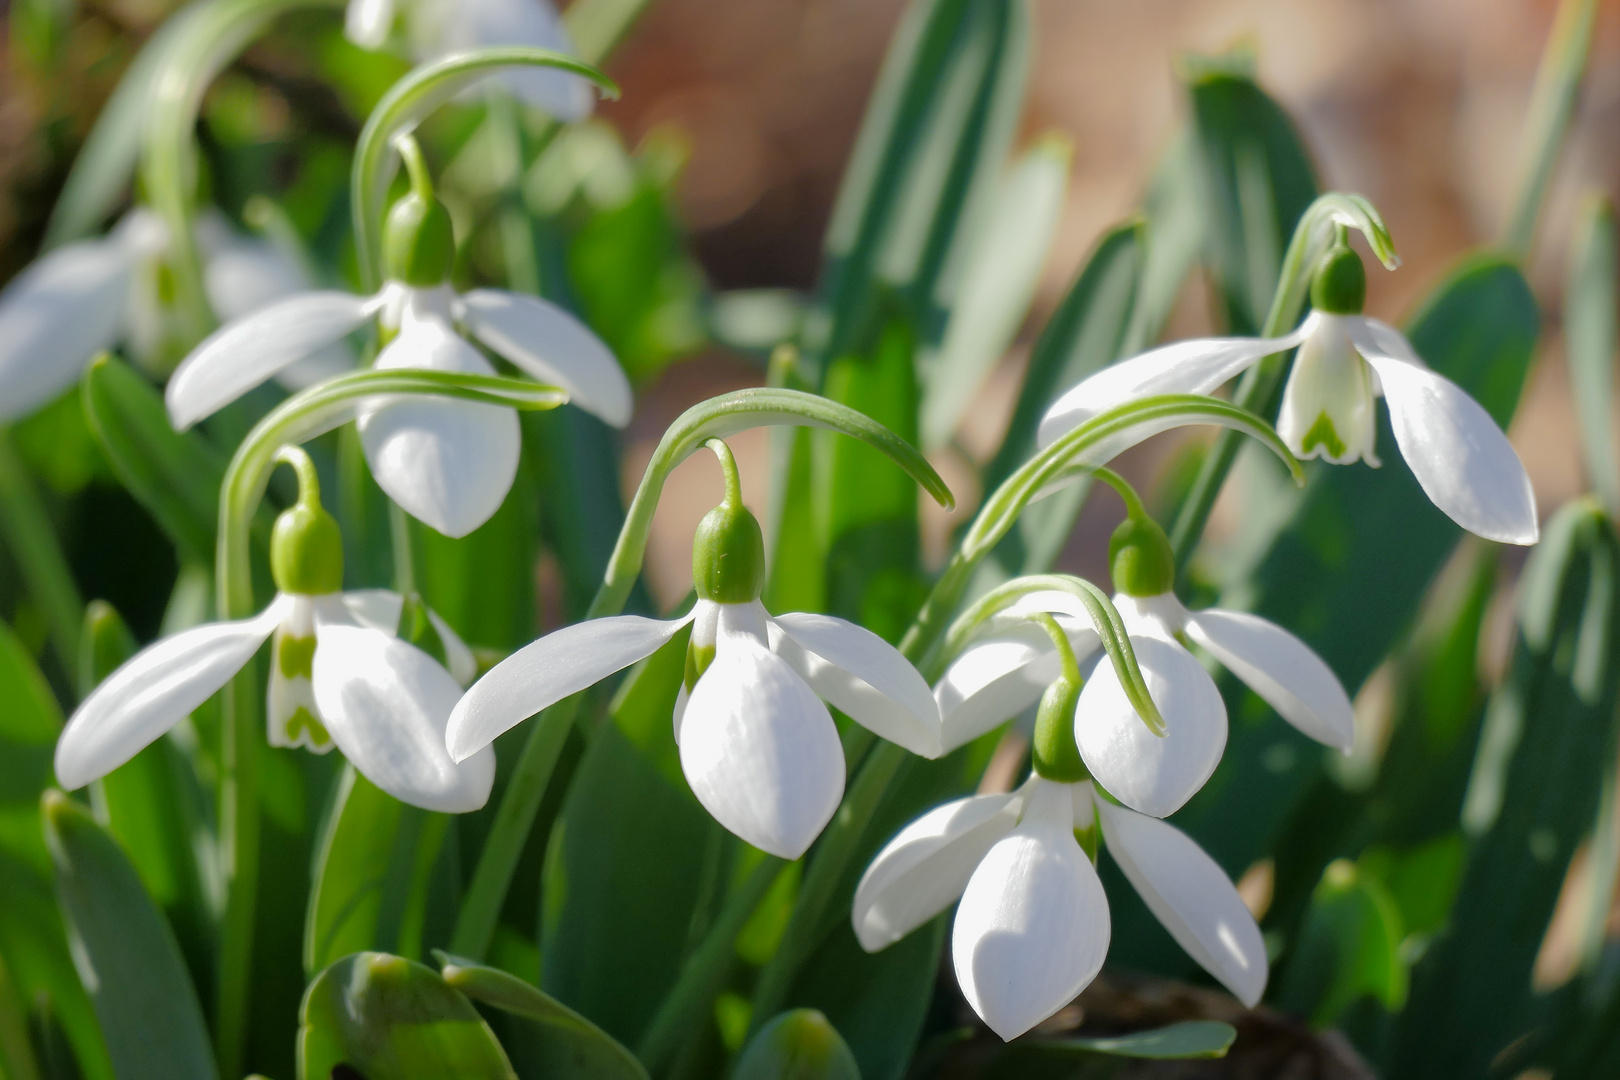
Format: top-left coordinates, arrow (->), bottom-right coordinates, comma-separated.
685,641 -> 716,692
277,633 -> 317,679
286,707 -> 331,750
1075,822 -> 1099,865
1300,412 -> 1347,459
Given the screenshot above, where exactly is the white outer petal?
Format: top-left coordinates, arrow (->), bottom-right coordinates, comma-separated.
358,309 -> 521,538
465,0 -> 594,120
339,589 -> 479,687
345,0 -> 395,47
1035,318 -> 1313,447
852,791 -> 1021,952
448,613 -> 690,761
458,290 -> 631,427
1351,321 -> 1539,545
952,779 -> 1109,1041
680,621 -> 843,859
768,611 -> 942,758
1184,608 -> 1355,752
935,626 -> 1062,753
1096,796 -> 1267,1006
1076,633 -> 1226,818
55,597 -> 290,790
0,236 -> 135,421
311,613 -> 494,813
166,291 -> 374,429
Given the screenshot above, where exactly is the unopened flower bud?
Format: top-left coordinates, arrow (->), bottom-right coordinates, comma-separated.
1108,513 -> 1175,598
1310,242 -> 1366,316
270,448 -> 344,595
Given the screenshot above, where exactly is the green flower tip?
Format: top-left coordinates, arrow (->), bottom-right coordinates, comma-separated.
271,448 -> 343,596
1109,514 -> 1175,598
384,134 -> 455,287
1310,243 -> 1366,315
692,440 -> 765,604
735,1009 -> 860,1080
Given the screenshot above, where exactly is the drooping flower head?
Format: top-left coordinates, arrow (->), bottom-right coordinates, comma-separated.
445,439 -> 943,858
854,611 -> 1266,1040
0,209 -> 343,424
1038,240 -> 1539,546
936,477 -> 1355,818
345,0 -> 595,121
53,447 -> 493,812
165,137 -> 632,539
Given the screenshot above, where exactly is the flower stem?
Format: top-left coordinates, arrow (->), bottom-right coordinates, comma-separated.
706,438 -> 745,506
0,431 -> 82,676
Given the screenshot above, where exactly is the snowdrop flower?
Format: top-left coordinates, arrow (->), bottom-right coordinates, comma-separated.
345,0 -> 594,121
0,209 -> 335,423
854,623 -> 1265,1040
166,141 -> 631,538
446,440 -> 942,858
852,775 -> 1266,1040
53,449 -> 493,812
934,479 -> 1354,817
1038,241 -> 1538,545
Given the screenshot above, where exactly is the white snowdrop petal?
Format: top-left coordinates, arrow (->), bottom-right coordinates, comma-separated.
345,0 -> 395,47
1076,634 -> 1226,818
1096,798 -> 1267,1006
341,589 -> 404,634
466,0 -> 594,120
1035,320 -> 1311,447
425,609 -> 479,687
852,792 -> 1020,952
311,622 -> 494,813
55,599 -> 289,790
359,317 -> 521,538
769,612 -> 942,758
1184,608 -> 1355,752
167,291 -> 373,429
0,238 -> 133,422
1355,338 -> 1539,545
459,289 -> 631,427
935,628 -> 1061,753
672,683 -> 690,744
680,632 -> 844,859
447,615 -> 689,761
952,780 -> 1109,1041
202,237 -> 308,321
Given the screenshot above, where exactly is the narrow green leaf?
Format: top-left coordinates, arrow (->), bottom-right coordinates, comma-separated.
1277,859 -> 1406,1026
1128,128 -> 1203,349
435,953 -> 648,1080
1037,1020 -> 1237,1059
1566,194 -> 1619,517
298,952 -> 515,1080
0,947 -> 42,1080
1184,54 -> 1319,334
43,791 -> 218,1080
920,134 -> 1072,450
1391,500 -> 1620,1078
733,1010 -> 860,1080
82,355 -> 228,565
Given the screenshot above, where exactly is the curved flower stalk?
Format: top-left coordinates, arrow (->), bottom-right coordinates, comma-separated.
345,0 -> 594,120
167,138 -> 630,538
55,448 -> 492,812
0,209 -> 343,423
854,610 -> 1266,1040
446,440 -> 942,859
936,476 -> 1354,817
1038,239 -> 1539,546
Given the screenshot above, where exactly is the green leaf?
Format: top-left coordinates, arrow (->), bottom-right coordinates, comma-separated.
0,946 -> 42,1080
1036,1020 -> 1237,1059
1390,500 -> 1620,1078
304,766 -> 450,974
980,219 -> 1144,580
1566,194 -> 1618,517
1276,859 -> 1406,1026
81,355 -> 230,565
920,134 -> 1072,450
733,1009 -> 861,1080
1108,255 -> 1540,980
298,952 -> 515,1080
811,0 -> 1029,371
435,952 -> 648,1080
1184,54 -> 1319,333
43,791 -> 217,1080
413,469 -> 540,651
1128,128 -> 1203,348
539,628 -> 722,1046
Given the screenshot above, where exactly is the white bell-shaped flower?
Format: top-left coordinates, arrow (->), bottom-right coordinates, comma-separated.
1037,244 -> 1538,546
445,442 -> 942,858
53,453 -> 492,812
0,209 -> 332,423
345,0 -> 594,121
166,150 -> 631,538
852,775 -> 1266,1039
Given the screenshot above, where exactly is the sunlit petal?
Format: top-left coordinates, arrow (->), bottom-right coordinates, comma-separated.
345,0 -> 395,48
459,289 -> 631,427
935,625 -> 1061,753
